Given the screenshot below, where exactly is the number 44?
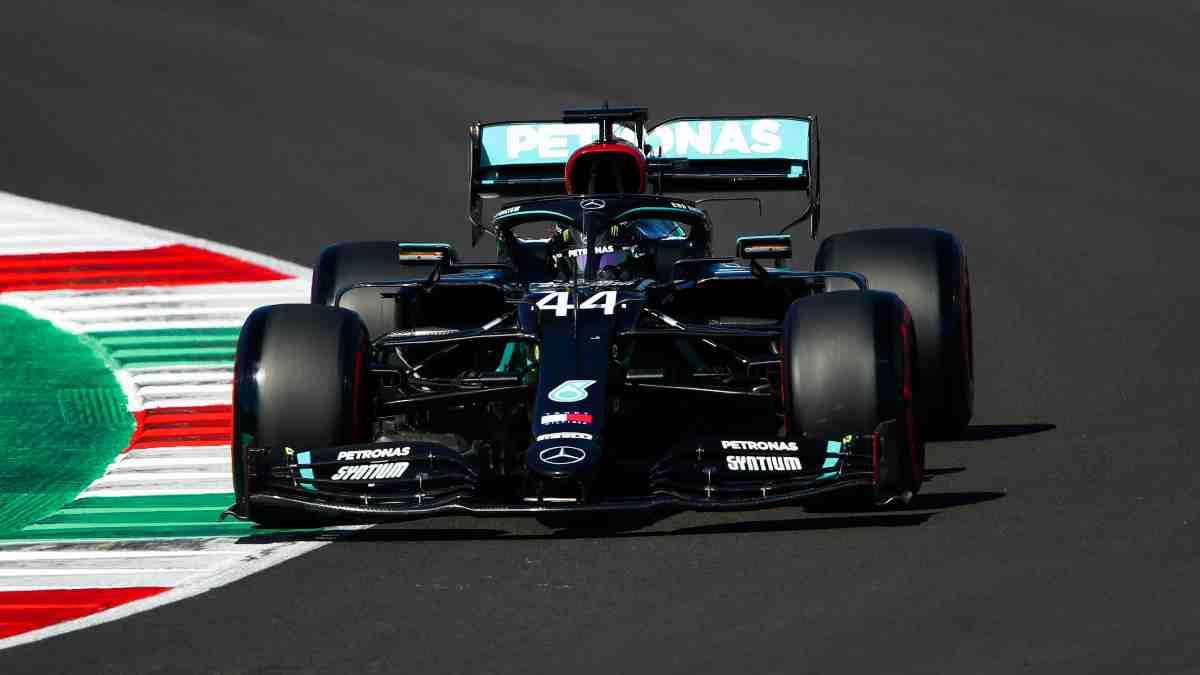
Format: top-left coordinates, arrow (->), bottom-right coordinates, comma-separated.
535,290 -> 617,317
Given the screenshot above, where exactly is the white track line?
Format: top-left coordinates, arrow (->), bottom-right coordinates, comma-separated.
52,306 -> 269,322
78,486 -> 234,499
135,384 -> 234,399
0,538 -> 330,649
86,482 -> 233,494
91,470 -> 227,482
19,287 -> 306,310
126,371 -> 232,385
110,457 -> 227,469
69,319 -> 249,332
0,234 -> 158,255
0,551 -> 232,561
0,569 -> 210,576
124,363 -> 239,372
3,557 -> 229,571
137,397 -> 236,409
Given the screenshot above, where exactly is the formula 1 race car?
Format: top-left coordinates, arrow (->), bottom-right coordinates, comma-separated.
225,107 -> 973,528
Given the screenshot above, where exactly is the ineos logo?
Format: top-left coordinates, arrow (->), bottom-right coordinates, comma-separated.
538,446 -> 587,465
580,199 -> 606,210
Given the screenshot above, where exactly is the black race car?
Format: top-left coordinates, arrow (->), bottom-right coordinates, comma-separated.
226,107 -> 972,527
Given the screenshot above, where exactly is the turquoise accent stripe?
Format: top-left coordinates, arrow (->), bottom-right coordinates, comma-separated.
820,440 -> 842,479
495,342 -> 517,373
822,441 -> 841,467
297,451 -> 316,491
495,209 -> 574,223
611,207 -> 698,222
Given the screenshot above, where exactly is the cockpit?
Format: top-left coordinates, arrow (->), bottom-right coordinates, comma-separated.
493,195 -> 710,284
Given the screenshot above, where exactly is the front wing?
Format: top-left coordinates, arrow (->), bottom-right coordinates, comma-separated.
227,422 -> 909,525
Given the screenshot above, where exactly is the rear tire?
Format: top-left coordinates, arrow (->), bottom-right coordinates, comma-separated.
815,227 -> 973,438
232,304 -> 371,527
781,291 -> 923,499
311,242 -> 443,340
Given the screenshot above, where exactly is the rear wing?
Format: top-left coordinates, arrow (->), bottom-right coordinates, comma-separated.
647,116 -> 814,193
468,111 -> 820,244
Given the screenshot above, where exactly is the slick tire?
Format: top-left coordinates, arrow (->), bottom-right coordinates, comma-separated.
232,304 -> 371,527
815,227 -> 973,438
782,290 -> 923,497
311,241 -> 439,340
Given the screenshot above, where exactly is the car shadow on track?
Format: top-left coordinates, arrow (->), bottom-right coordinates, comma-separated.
957,423 -> 1056,441
241,512 -> 934,543
233,491 -> 1005,543
798,489 -> 1005,514
924,466 -> 966,477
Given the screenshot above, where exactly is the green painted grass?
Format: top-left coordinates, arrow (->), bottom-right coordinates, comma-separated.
0,493 -> 316,540
0,306 -> 134,535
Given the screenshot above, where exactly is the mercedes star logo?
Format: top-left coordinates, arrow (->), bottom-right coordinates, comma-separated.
580,199 -> 606,210
539,445 -> 587,465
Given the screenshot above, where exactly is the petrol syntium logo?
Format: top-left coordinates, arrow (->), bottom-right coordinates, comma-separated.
331,462 -> 410,481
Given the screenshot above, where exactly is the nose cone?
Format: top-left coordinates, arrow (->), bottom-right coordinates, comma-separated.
526,284 -> 621,483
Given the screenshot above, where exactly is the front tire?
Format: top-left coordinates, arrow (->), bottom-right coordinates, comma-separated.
781,290 -> 923,499
232,304 -> 371,527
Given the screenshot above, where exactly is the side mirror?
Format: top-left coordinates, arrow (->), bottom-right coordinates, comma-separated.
397,242 -> 458,265
736,235 -> 792,261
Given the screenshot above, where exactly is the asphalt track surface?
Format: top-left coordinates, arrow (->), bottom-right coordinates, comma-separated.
2,2 -> 1198,672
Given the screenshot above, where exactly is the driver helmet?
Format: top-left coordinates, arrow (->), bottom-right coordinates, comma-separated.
552,224 -> 637,280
